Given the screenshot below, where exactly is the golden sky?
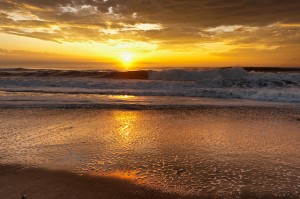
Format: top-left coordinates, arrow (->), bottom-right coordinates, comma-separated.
1,0 -> 300,69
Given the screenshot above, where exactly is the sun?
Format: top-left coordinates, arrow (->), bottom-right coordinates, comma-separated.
121,53 -> 134,69
123,53 -> 133,63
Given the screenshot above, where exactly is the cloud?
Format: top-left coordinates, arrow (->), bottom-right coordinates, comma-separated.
59,4 -> 99,15
0,48 -> 111,68
0,0 -> 300,54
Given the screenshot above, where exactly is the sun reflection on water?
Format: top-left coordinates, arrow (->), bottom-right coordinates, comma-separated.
107,170 -> 143,181
113,111 -> 138,144
110,95 -> 135,100
89,169 -> 145,184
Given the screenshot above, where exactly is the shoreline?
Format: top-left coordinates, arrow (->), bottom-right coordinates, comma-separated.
0,94 -> 299,110
0,104 -> 300,114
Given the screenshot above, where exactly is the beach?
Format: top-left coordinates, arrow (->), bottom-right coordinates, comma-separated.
2,0 -> 300,197
0,164 -> 190,199
0,107 -> 299,198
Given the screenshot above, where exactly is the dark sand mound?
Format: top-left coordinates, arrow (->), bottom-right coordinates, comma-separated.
0,165 -> 195,199
1,165 -> 295,199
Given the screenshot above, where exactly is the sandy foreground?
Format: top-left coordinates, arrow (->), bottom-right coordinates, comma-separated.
0,107 -> 299,198
0,164 -> 194,199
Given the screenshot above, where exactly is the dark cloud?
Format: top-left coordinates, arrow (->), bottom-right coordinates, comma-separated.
97,0 -> 300,26
0,0 -> 300,50
3,0 -> 300,25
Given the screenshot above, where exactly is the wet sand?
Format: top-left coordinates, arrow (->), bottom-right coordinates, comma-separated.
0,107 -> 299,198
1,164 -> 295,199
0,164 -> 193,199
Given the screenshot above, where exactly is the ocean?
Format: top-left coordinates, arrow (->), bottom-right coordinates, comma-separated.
0,67 -> 300,108
1,67 -> 300,198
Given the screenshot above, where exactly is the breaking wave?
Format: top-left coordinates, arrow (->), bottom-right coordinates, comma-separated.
0,67 -> 299,103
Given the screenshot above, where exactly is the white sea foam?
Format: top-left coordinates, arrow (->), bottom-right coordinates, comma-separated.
0,68 -> 299,104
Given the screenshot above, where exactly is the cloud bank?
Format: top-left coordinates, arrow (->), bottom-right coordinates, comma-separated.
1,0 -> 300,66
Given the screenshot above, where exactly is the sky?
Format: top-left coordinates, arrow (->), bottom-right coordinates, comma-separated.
0,0 -> 300,69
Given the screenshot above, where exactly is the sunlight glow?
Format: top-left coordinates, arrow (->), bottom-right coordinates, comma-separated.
121,53 -> 134,69
114,111 -> 137,144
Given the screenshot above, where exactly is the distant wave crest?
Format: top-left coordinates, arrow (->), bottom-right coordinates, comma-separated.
0,67 -> 300,103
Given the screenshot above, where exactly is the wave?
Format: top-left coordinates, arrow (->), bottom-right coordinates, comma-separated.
149,67 -> 248,81
0,67 -> 300,103
1,67 -> 300,80
149,67 -> 300,85
2,88 -> 299,103
0,68 -> 149,79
